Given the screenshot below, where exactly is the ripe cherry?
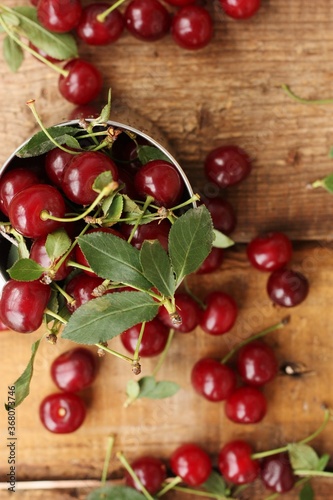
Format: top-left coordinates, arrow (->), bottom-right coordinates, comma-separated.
236,340 -> 278,386
204,145 -> 252,188
219,0 -> 261,20
124,456 -> 167,494
76,3 -> 124,45
39,392 -> 86,433
135,160 -> 184,207
202,196 -> 237,235
171,6 -> 213,51
51,347 -> 97,392
260,452 -> 295,493
0,168 -> 39,216
0,279 -> 51,333
191,358 -> 237,402
218,440 -> 259,484
267,268 -> 309,307
120,219 -> 171,252
200,291 -> 238,335
64,273 -> 106,312
30,231 -> 73,281
37,0 -> 82,33
58,59 -> 103,105
196,247 -> 224,274
121,318 -> 169,357
124,0 -> 171,41
45,147 -> 77,187
164,0 -> 195,5
247,232 -> 293,272
158,292 -> 202,333
170,443 -> 212,486
225,386 -> 267,424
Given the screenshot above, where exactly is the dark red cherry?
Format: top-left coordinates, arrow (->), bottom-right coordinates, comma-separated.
124,456 -> 167,494
135,160 -> 184,207
64,273 -> 106,312
158,292 -> 202,333
191,358 -> 237,402
219,0 -> 261,20
51,347 -> 97,392
124,0 -> 171,41
0,279 -> 51,333
267,268 -> 309,307
121,318 -> 169,357
120,219 -> 171,252
45,147 -> 78,187
170,443 -> 212,487
39,392 -> 86,433
202,196 -> 237,235
30,231 -> 73,281
247,232 -> 293,272
200,291 -> 238,335
261,452 -> 295,493
164,0 -> 194,5
204,145 -> 252,188
218,440 -> 259,484
37,0 -> 82,32
67,103 -> 100,120
76,3 -> 124,45
0,167 -> 39,216
236,340 -> 278,386
225,386 -> 267,424
171,6 -> 213,50
58,59 -> 103,105
196,247 -> 224,274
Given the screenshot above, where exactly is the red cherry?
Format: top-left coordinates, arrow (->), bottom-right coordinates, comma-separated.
64,273 -> 106,312
202,196 -> 237,235
219,0 -> 261,20
124,0 -> 171,41
225,386 -> 267,424
124,456 -> 167,494
261,452 -> 295,493
247,232 -> 293,272
218,440 -> 259,484
158,292 -> 202,333
164,0 -> 194,5
37,0 -> 82,33
58,59 -> 103,105
200,291 -> 238,335
135,160 -> 184,207
67,103 -> 100,120
267,268 -> 309,307
170,443 -> 212,486
0,168 -> 40,216
45,147 -> 77,187
204,145 -> 252,188
120,219 -> 171,252
171,6 -> 213,51
30,231 -> 73,281
76,3 -> 124,45
39,392 -> 86,433
121,318 -> 169,357
191,358 -> 237,402
236,340 -> 278,386
51,347 -> 97,392
195,247 -> 224,274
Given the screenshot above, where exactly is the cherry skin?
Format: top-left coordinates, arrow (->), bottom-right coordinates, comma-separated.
124,0 -> 171,42
45,147 -> 77,187
267,268 -> 309,307
0,279 -> 51,333
225,386 -> 267,424
30,231 -> 73,281
219,0 -> 261,20
121,318 -> 169,357
76,3 -> 124,45
260,452 -> 295,493
247,232 -> 293,272
39,392 -> 86,433
8,184 -> 66,238
37,0 -> 82,33
120,219 -> 171,252
135,160 -> 184,208
196,247 -> 224,274
164,0 -> 195,5
204,145 -> 252,188
202,196 -> 237,235
158,292 -> 202,333
0,167 -> 39,216
218,440 -> 259,484
58,59 -> 103,105
171,6 -> 213,51
200,291 -> 238,335
236,340 -> 278,386
124,456 -> 167,494
64,273 -> 106,312
191,358 -> 237,402
170,443 -> 212,486
51,347 -> 97,392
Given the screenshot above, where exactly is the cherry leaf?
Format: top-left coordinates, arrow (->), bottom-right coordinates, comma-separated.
288,443 -> 319,471
126,379 -> 140,401
299,482 -> 314,500
93,171 -> 113,193
16,126 -> 82,157
140,240 -> 176,297
62,291 -> 159,344
137,145 -> 171,164
202,470 -> 227,495
316,453 -> 330,471
169,205 -> 214,286
7,258 -> 44,281
87,486 -> 146,500
122,195 -> 144,215
3,35 -> 24,72
102,193 -> 123,224
45,228 -> 71,261
137,376 -> 180,399
212,229 -> 234,249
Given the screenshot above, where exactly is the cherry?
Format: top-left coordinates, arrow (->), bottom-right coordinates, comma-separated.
191,358 -> 237,402
218,440 -> 259,484
0,318 -> 9,331
171,6 -> 213,51
158,292 -> 202,333
134,160 -> 184,207
61,151 -> 118,205
202,196 -> 237,235
267,268 -> 309,307
225,386 -> 267,424
76,3 -> 124,46
121,318 -> 169,357
30,231 -> 73,281
67,103 -> 100,120
111,134 -> 149,173
204,145 -> 252,188
0,279 -> 51,333
247,232 -> 293,272
8,184 -> 66,238
124,0 -> 171,42
260,452 -> 295,493
196,247 -> 224,274
120,219 -> 171,252
45,147 -> 77,187
64,273 -> 106,312
117,167 -> 139,199
51,347 -> 97,392
219,0 -> 261,20
170,443 -> 212,486
200,291 -> 238,335
164,0 -> 195,5
0,167 -> 39,216
58,59 -> 103,105
39,392 -> 86,433
124,456 -> 167,494
236,340 -> 278,386
37,0 -> 82,33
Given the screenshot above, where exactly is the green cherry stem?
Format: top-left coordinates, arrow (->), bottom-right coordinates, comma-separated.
51,282 -> 75,307
97,0 -> 127,23
170,193 -> 200,212
156,476 -> 183,497
127,195 -> 154,244
167,484 -> 229,499
294,470 -> 333,478
116,451 -> 155,500
281,84 -> 333,105
152,329 -> 175,377
95,343 -> 134,364
183,278 -> 206,309
133,321 -> 145,362
44,308 -> 67,324
221,316 -> 290,365
101,435 -> 115,485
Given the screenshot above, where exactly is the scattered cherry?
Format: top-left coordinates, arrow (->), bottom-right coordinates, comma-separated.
196,247 -> 224,274
121,318 -> 169,357
158,292 -> 202,333
203,195 -> 237,235
124,0 -> 171,41
236,340 -> 278,386
247,232 -> 293,271
51,347 -> 97,392
39,392 -> 86,433
191,357 -> 237,402
120,219 -> 171,252
204,145 -> 252,188
260,452 -> 295,493
267,268 -> 309,307
170,443 -> 212,486
225,386 -> 267,424
124,456 -> 167,494
200,291 -> 238,335
58,59 -> 103,105
37,0 -> 83,33
218,440 -> 259,484
219,0 -> 261,20
76,3 -> 124,45
171,6 -> 213,50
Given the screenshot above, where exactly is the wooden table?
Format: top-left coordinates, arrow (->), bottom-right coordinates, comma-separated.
1,0 -> 333,498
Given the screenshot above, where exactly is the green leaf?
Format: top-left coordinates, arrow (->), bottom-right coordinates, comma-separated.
137,376 -> 157,397
212,229 -> 235,249
64,135 -> 81,149
87,485 -> 146,500
16,126 -> 82,158
299,482 -> 314,500
0,12 -> 20,28
93,171 -> 114,193
5,339 -> 41,409
317,453 -> 330,471
288,443 -> 319,471
169,205 -> 214,286
77,232 -> 153,290
137,145 -> 171,164
88,88 -> 112,126
45,228 -> 71,261
122,195 -> 144,215
202,470 -> 227,495
140,240 -> 175,297
7,258 -> 44,281
137,376 -> 180,399
126,379 -> 140,401
3,35 -> 24,72
62,291 -> 159,344
102,193 -> 124,225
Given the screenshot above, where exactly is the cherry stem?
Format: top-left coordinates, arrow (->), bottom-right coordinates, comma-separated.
44,308 -> 67,324
97,0 -> 127,23
95,343 -> 134,364
152,329 -> 175,377
116,451 -> 155,500
168,484 -> 229,499
183,278 -> 206,309
51,282 -> 75,307
221,316 -> 290,365
133,321 -> 145,362
281,84 -> 333,105
127,195 -> 154,244
101,435 -> 115,485
156,476 -> 182,497
311,179 -> 325,190
295,470 -> 333,478
170,193 -> 200,212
